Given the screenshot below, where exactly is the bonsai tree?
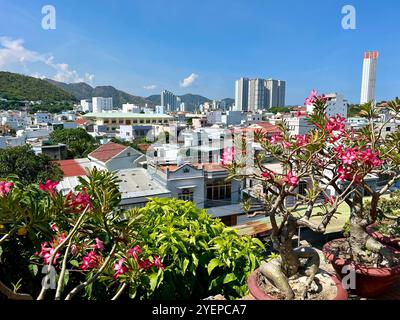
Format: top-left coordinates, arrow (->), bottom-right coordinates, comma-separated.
223,91 -> 400,299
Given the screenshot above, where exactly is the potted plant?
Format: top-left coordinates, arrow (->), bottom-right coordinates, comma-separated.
222,92 -> 358,300
365,194 -> 400,249
312,98 -> 400,298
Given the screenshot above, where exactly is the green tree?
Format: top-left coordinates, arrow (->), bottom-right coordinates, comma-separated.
50,128 -> 97,158
0,145 -> 63,185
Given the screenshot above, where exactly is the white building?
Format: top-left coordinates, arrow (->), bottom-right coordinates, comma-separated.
286,117 -> 314,136
221,111 -> 245,126
206,111 -> 223,125
235,78 -> 249,112
80,99 -> 93,112
92,97 -> 113,113
34,112 -> 52,124
306,93 -> 348,118
360,51 -> 379,104
155,105 -> 166,114
88,141 -> 145,172
122,103 -> 140,113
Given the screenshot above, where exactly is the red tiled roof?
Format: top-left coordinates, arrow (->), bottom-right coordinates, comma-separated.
254,122 -> 280,131
57,159 -> 87,177
75,119 -> 88,125
291,106 -> 307,112
88,142 -> 127,163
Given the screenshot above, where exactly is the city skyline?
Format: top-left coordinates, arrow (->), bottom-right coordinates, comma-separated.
0,1 -> 400,105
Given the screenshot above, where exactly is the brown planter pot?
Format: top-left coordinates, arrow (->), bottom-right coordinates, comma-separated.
366,223 -> 400,250
323,238 -> 400,298
247,268 -> 348,300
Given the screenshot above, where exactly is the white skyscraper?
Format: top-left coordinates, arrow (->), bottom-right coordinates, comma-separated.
360,51 -> 379,105
92,97 -> 113,113
234,78 -> 249,111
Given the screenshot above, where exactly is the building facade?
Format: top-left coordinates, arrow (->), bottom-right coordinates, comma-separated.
92,97 -> 113,113
360,51 -> 379,104
234,77 -> 249,111
161,90 -> 177,111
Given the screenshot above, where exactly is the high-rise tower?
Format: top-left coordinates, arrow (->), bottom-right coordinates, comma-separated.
360,51 -> 379,104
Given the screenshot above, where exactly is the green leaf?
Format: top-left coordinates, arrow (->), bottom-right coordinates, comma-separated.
70,260 -> 80,268
63,269 -> 70,286
182,258 -> 190,274
28,264 -> 38,276
223,273 -> 237,284
149,272 -> 159,291
207,258 -> 220,275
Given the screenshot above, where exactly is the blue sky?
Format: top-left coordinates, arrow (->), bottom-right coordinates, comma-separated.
0,0 -> 399,104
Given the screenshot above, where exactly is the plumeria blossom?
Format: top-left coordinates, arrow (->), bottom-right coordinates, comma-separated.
324,115 -> 346,138
113,258 -> 128,279
282,171 -> 299,187
138,258 -> 152,270
341,148 -> 358,165
269,135 -> 283,145
261,170 -> 275,180
152,256 -> 165,270
65,188 -> 92,212
127,245 -> 142,261
0,181 -> 14,196
37,242 -> 61,265
221,147 -> 235,166
80,251 -> 101,270
295,135 -> 309,147
50,223 -> 59,232
304,89 -> 318,106
39,180 -> 59,197
92,238 -> 105,251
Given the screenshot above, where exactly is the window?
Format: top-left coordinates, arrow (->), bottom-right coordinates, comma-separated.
206,181 -> 231,202
386,127 -> 391,132
119,120 -> 124,124
178,189 -> 194,201
111,120 -> 116,124
126,132 -> 130,136
146,120 -> 151,124
126,120 -> 131,125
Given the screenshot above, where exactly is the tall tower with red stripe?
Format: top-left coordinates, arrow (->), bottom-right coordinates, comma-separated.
360,51 -> 379,104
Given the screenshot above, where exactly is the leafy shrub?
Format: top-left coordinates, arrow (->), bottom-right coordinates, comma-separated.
134,198 -> 265,299
0,170 -> 265,300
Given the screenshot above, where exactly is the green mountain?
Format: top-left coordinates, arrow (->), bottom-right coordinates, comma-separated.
0,71 -> 76,101
47,79 -> 155,108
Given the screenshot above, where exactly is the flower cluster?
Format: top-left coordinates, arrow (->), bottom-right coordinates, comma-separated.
305,89 -> 327,106
334,146 -> 384,183
36,229 -> 67,265
65,188 -> 92,212
0,181 -> 14,196
39,180 -> 59,197
282,171 -> 299,187
80,251 -> 102,270
295,134 -> 309,147
80,238 -> 104,270
112,245 -> 165,280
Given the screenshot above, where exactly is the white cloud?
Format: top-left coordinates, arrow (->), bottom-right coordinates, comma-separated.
0,36 -> 95,84
143,84 -> 157,90
180,73 -> 198,88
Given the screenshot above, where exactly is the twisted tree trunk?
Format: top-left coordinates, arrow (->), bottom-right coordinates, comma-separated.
349,188 -> 396,266
259,216 -> 320,300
